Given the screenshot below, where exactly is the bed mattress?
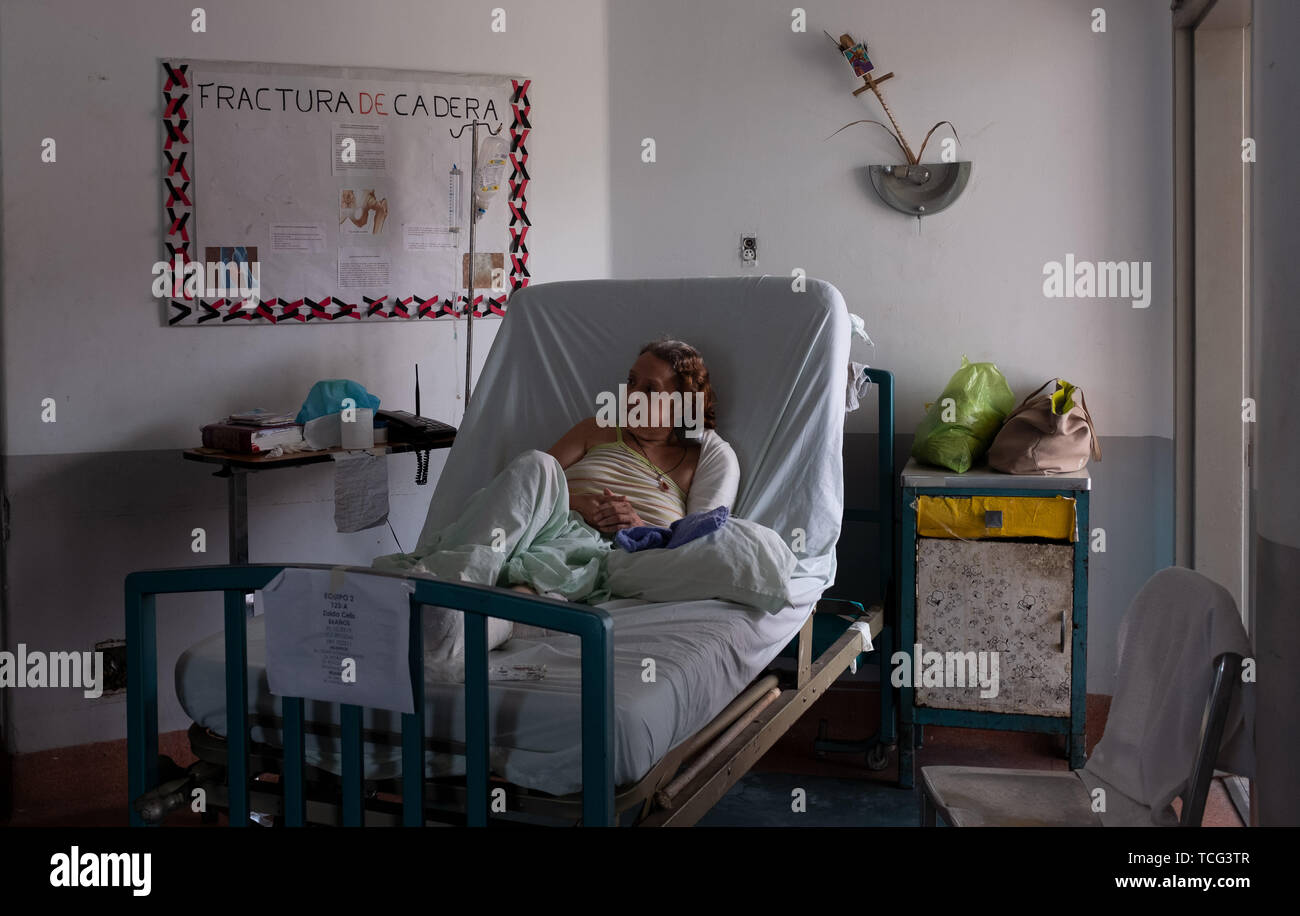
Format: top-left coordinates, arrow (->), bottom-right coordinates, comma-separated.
175,596 -> 811,797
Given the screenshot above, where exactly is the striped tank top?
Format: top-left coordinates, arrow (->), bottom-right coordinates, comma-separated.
564,426 -> 688,528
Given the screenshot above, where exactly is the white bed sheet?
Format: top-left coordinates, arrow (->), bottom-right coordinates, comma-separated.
175,595 -> 811,796
417,276 -> 852,603
175,276 -> 852,796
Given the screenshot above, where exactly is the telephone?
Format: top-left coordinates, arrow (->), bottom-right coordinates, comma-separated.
376,410 -> 457,485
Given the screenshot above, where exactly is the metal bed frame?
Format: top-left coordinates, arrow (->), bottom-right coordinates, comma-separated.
127,369 -> 897,828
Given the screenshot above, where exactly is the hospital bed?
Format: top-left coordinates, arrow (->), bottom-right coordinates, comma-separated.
127,276 -> 897,826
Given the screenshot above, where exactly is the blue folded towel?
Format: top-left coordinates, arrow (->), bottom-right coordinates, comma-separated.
613,524 -> 671,552
614,506 -> 730,553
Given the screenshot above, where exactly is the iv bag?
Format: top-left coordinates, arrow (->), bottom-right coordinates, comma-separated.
472,135 -> 510,222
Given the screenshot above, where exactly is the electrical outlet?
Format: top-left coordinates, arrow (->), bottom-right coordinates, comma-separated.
740,235 -> 757,268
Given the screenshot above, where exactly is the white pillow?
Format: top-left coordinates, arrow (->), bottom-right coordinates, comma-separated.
604,516 -> 796,612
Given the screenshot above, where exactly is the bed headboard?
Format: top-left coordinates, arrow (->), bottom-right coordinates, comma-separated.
416,276 -> 851,601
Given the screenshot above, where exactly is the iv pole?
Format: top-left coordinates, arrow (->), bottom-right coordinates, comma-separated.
449,120 -> 503,408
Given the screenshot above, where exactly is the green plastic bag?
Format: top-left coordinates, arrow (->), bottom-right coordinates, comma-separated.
911,356 -> 1015,473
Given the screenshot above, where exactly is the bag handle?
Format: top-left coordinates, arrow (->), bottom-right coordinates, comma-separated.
1075,388 -> 1102,461
1012,378 -> 1058,412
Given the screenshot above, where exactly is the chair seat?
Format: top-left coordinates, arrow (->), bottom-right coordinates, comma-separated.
921,766 -> 1103,827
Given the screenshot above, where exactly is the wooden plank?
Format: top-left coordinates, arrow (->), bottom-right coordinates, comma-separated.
796,614 -> 813,689
637,628 -> 865,826
182,442 -> 427,469
655,687 -> 781,808
673,674 -> 780,763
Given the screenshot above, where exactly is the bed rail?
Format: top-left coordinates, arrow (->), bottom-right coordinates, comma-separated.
126,564 -> 615,827
841,366 -> 895,602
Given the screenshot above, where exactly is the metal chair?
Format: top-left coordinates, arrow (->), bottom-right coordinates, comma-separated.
920,569 -> 1247,827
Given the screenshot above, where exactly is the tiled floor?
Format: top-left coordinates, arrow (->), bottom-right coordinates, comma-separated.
3,686 -> 1243,827
5,729 -> 206,827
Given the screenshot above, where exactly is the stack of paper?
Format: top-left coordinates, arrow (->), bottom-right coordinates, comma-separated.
228,408 -> 298,426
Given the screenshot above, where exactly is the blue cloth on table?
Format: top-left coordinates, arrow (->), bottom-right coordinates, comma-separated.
295,379 -> 381,425
614,506 -> 730,553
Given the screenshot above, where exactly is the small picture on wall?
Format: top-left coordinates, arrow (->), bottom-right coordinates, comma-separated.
339,188 -> 390,237
841,42 -> 874,77
461,252 -> 505,289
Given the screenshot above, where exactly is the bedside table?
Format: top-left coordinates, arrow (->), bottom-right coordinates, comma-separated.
897,459 -> 1090,789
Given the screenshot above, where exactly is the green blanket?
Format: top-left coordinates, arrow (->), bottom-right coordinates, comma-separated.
372,450 -> 614,603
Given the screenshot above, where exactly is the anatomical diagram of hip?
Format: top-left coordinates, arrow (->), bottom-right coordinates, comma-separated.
339,188 -> 389,236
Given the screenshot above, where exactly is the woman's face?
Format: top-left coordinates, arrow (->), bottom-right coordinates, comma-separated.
341,190 -> 356,208
626,352 -> 679,431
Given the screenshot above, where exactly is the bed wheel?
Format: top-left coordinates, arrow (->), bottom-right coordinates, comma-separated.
866,744 -> 891,771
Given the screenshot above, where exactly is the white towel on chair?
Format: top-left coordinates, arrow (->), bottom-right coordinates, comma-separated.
1080,567 -> 1254,826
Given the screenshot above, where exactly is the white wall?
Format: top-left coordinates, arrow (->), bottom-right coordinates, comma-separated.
607,0 -> 1176,693
609,0 -> 1172,439
0,0 -> 610,752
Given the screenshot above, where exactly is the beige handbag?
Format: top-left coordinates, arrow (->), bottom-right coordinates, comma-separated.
987,379 -> 1101,474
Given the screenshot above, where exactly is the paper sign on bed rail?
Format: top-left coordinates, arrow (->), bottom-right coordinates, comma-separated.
259,568 -> 415,714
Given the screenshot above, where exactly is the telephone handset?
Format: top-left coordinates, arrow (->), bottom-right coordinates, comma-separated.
376,409 -> 457,486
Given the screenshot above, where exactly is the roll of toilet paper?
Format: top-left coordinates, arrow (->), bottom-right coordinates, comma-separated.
341,408 -> 374,449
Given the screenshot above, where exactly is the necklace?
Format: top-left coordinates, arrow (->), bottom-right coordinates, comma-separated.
625,428 -> 687,491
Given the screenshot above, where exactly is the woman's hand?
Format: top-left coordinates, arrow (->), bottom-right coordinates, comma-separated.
569,491 -> 603,528
574,488 -> 646,534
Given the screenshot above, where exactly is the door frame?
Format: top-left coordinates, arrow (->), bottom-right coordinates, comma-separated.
1173,0 -> 1255,828
1173,0 -> 1253,621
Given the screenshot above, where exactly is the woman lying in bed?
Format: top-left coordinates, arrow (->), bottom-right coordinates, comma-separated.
547,338 -> 739,537
370,339 -> 741,677
376,338 -> 738,585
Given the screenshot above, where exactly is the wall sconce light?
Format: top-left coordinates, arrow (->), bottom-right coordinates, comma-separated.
868,161 -> 971,217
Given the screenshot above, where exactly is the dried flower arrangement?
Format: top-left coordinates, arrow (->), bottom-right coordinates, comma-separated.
825,31 -> 958,166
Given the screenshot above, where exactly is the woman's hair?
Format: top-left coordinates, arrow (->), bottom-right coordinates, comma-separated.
638,338 -> 717,440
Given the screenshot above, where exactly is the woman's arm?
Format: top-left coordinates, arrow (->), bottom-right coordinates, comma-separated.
547,418 -> 612,528
546,417 -> 595,469
686,433 -> 740,515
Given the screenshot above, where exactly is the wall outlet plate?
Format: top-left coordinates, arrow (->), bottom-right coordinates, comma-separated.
740,234 -> 757,268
